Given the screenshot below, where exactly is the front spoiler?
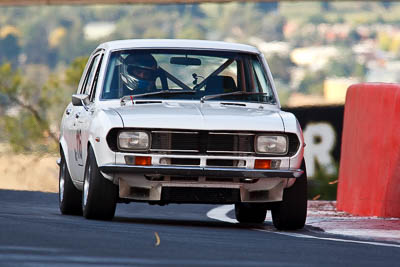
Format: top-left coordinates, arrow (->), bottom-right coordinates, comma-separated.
99,164 -> 304,179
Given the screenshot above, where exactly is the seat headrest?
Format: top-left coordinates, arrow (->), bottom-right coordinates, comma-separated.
205,75 -> 237,95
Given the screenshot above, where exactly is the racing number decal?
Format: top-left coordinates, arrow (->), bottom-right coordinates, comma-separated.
74,129 -> 83,163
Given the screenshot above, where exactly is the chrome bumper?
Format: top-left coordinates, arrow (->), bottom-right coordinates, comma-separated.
99,164 -> 304,179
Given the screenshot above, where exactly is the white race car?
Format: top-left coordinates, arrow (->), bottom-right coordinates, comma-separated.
58,39 -> 307,230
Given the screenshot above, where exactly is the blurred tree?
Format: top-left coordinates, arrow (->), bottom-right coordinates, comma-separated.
0,33 -> 20,66
48,27 -> 67,49
65,56 -> 88,88
23,20 -> 51,65
256,2 -> 278,13
0,57 -> 87,153
259,14 -> 286,41
325,50 -> 366,78
298,70 -> 325,95
382,1 -> 393,10
307,162 -> 338,200
321,2 -> 331,11
309,14 -> 327,24
176,25 -> 205,39
267,54 -> 294,84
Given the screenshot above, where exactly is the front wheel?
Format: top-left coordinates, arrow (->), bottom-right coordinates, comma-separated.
271,160 -> 308,230
235,203 -> 267,224
59,152 -> 82,215
82,146 -> 118,220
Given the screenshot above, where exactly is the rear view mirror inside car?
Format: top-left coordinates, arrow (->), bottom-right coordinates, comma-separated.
170,56 -> 201,66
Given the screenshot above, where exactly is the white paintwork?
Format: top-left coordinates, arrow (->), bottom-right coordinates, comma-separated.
98,39 -> 260,54
59,39 -> 305,196
113,101 -> 284,131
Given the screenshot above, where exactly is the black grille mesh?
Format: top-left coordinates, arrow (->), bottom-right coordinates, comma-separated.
152,132 -> 199,151
107,128 -> 300,156
161,187 -> 240,204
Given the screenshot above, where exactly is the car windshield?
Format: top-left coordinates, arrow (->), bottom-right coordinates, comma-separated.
101,49 -> 276,104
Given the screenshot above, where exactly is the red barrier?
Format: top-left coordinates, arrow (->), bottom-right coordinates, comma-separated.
337,83 -> 400,218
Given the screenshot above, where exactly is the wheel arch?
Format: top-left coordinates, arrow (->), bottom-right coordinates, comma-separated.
86,137 -> 114,182
59,139 -> 82,191
285,159 -> 307,189
59,137 -> 71,175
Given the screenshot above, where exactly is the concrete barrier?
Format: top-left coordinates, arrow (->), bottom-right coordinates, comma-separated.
337,83 -> 400,218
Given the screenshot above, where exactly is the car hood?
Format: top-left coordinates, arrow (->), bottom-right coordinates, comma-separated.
111,101 -> 284,132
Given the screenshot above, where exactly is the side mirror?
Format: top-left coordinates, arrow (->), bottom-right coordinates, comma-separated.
72,94 -> 90,109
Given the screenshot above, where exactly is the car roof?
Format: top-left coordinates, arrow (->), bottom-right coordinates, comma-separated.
97,39 -> 260,54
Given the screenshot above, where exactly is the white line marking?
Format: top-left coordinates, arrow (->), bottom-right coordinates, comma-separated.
206,205 -> 400,249
206,204 -> 237,223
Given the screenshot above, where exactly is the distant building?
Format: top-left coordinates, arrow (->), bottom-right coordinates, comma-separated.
291,46 -> 339,71
366,60 -> 400,83
247,37 -> 291,56
324,77 -> 359,104
286,77 -> 359,107
83,22 -> 116,40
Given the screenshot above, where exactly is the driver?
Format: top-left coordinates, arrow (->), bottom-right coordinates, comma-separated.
120,53 -> 158,95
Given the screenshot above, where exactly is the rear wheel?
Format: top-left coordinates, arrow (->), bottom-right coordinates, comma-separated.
82,146 -> 118,220
271,160 -> 308,230
59,152 -> 82,215
235,203 -> 267,224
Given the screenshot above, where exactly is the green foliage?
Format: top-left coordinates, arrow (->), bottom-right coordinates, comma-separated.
298,71 -> 325,95
0,57 -> 87,154
325,50 -> 366,78
307,162 -> 338,200
0,63 -> 22,96
267,54 -> 294,84
3,111 -> 52,153
0,34 -> 20,66
65,56 -> 88,88
176,25 -> 205,40
308,14 -> 327,24
0,63 -> 57,152
275,83 -> 291,107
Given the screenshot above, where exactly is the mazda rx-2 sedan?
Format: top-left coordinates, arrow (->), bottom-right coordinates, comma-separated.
58,39 -> 307,230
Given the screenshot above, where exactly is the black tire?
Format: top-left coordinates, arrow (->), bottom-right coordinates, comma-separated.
235,203 -> 267,224
82,146 -> 117,220
59,151 -> 82,215
271,160 -> 308,230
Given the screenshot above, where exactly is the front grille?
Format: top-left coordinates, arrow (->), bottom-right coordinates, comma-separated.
107,128 -> 301,157
150,131 -> 255,156
151,131 -> 199,152
207,133 -> 254,154
207,159 -> 236,167
170,158 -> 200,166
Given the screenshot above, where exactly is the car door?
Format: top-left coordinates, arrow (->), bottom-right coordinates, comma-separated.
68,52 -> 102,182
74,51 -> 104,182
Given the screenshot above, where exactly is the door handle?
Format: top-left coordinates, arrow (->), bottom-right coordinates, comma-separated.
66,108 -> 72,115
75,112 -> 81,119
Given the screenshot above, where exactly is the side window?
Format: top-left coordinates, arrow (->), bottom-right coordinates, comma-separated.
89,54 -> 104,102
252,59 -> 273,94
80,55 -> 100,95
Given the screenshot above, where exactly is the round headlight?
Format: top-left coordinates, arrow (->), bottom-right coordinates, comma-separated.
256,135 -> 288,155
118,131 -> 150,151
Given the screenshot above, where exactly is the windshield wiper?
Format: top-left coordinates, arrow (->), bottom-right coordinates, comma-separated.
120,90 -> 196,105
200,91 -> 274,103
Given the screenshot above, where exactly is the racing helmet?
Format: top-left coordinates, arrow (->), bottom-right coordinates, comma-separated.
120,53 -> 158,91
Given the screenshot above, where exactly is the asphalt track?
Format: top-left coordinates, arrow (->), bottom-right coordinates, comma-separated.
0,189 -> 399,266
